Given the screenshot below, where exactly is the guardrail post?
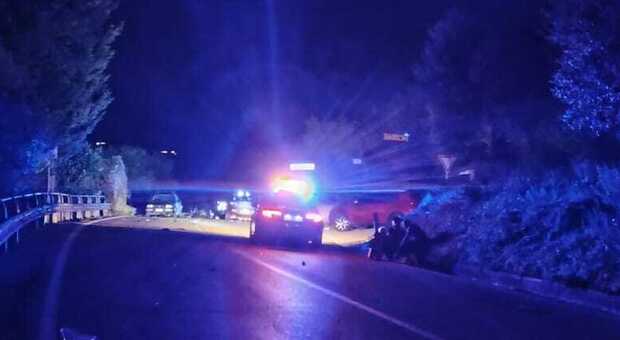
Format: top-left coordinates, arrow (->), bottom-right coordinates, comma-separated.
81,196 -> 87,219
64,194 -> 69,221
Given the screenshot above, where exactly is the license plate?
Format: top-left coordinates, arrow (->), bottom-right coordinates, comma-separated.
155,208 -> 163,212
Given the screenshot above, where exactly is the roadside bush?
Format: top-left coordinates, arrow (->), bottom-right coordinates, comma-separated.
56,145 -> 109,195
462,161 -> 620,294
409,188 -> 477,237
406,187 -> 482,272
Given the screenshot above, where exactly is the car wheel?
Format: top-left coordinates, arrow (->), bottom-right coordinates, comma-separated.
310,233 -> 322,248
249,221 -> 261,243
368,247 -> 382,260
249,221 -> 255,239
332,212 -> 353,232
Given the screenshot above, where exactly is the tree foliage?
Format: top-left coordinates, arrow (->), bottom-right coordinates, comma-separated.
548,0 -> 620,138
56,143 -> 108,194
105,145 -> 174,190
463,162 -> 620,293
0,0 -> 122,195
412,4 -> 558,175
298,116 -> 384,188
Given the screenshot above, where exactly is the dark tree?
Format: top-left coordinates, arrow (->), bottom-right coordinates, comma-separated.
412,4 -> 558,177
548,0 -> 620,139
55,142 -> 108,194
105,145 -> 174,190
0,0 -> 122,195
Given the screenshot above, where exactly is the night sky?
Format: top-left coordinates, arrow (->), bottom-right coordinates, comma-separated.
91,0 -> 543,181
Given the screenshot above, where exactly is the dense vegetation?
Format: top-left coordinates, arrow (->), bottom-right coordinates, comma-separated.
397,0 -> 620,294
412,161 -> 620,294
0,0 -> 122,196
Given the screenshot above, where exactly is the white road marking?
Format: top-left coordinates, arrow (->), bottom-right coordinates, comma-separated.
39,215 -> 132,339
39,226 -> 84,340
234,250 -> 443,340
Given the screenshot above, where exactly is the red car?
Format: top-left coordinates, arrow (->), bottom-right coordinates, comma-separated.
326,191 -> 420,231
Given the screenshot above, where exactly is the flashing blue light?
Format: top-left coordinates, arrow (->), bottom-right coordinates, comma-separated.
271,176 -> 317,203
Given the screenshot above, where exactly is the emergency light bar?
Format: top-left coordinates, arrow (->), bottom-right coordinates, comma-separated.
289,163 -> 316,171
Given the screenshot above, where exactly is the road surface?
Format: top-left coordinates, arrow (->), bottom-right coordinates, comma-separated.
1,221 -> 619,340
86,216 -> 374,246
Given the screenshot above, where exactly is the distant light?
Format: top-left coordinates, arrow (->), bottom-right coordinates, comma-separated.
236,189 -> 245,197
216,201 -> 228,211
95,141 -> 107,146
289,162 -> 316,171
352,158 -> 362,165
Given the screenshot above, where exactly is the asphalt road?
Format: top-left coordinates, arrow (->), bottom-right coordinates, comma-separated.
1,221 -> 620,340
86,216 -> 375,246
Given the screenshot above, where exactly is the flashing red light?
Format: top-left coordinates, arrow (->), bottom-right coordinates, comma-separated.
261,209 -> 282,218
304,212 -> 322,223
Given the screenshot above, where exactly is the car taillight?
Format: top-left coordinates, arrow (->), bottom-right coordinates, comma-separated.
261,209 -> 282,218
305,212 -> 322,223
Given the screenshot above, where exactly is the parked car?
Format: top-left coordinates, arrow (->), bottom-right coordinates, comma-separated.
327,191 -> 420,231
227,200 -> 255,221
211,200 -> 228,219
145,192 -> 183,217
225,189 -> 255,221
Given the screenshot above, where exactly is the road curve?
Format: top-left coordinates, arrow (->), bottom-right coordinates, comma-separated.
1,223 -> 619,340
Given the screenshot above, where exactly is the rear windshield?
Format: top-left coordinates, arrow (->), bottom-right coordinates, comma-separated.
233,201 -> 254,208
259,192 -> 314,210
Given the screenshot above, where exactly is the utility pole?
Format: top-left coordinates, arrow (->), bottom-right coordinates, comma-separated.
47,146 -> 58,193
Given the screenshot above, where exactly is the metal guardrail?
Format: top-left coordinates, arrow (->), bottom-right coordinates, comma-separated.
0,192 -> 111,251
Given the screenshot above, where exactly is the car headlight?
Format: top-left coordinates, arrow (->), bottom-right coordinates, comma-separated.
239,208 -> 253,215
165,204 -> 173,209
216,201 -> 228,211
147,204 -> 154,208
